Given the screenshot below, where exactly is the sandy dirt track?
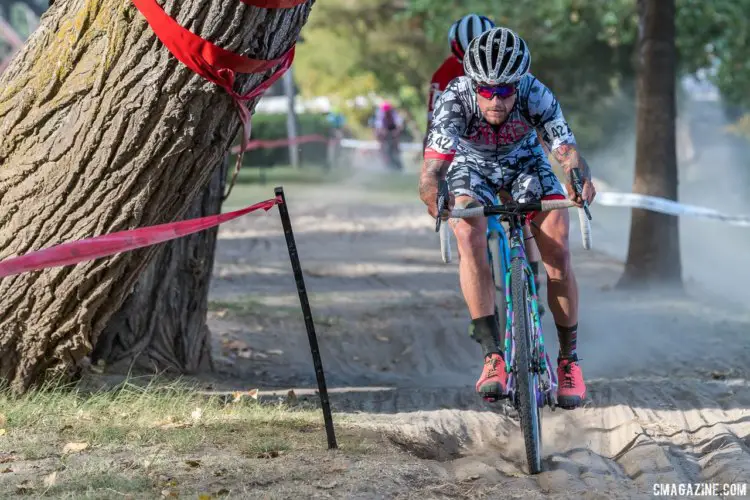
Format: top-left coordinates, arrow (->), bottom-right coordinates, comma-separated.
207,177 -> 750,498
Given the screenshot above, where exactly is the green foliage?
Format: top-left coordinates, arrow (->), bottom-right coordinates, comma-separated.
294,0 -> 750,150
294,0 -> 443,138
237,112 -> 334,167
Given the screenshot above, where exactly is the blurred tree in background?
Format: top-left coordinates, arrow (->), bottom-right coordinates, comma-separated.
294,0 -> 750,144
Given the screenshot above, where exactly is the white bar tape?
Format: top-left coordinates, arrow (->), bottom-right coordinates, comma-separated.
439,223 -> 452,263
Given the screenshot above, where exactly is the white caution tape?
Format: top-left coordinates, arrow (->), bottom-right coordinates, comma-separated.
594,192 -> 750,227
562,180 -> 750,227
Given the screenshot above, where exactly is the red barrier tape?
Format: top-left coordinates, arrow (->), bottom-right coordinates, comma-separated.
229,134 -> 330,154
130,0 -> 295,150
0,198 -> 279,279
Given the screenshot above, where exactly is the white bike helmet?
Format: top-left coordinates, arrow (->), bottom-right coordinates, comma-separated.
463,27 -> 531,85
448,14 -> 495,61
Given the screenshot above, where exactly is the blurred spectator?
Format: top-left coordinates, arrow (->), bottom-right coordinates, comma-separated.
325,106 -> 346,169
372,101 -> 405,171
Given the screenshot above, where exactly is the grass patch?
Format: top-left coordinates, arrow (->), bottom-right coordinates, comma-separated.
0,378 -> 380,497
43,466 -> 153,499
0,378 -> 326,459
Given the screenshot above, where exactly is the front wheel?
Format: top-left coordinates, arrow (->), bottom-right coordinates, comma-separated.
511,257 -> 543,474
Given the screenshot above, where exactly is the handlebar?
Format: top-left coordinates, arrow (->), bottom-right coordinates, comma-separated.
439,198 -> 592,263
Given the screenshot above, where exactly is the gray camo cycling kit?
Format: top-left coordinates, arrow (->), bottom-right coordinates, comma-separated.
424,74 -> 576,205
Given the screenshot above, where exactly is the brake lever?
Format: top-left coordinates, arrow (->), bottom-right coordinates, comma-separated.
571,169 -> 592,221
435,179 -> 449,232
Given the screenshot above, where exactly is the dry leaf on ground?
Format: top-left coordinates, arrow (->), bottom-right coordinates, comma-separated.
62,442 -> 89,454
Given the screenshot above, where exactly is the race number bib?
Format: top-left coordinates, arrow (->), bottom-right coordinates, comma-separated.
543,118 -> 573,148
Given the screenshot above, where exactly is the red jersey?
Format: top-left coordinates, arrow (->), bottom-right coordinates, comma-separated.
427,56 -> 464,122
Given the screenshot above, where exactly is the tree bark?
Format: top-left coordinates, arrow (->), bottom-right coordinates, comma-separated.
90,156 -> 228,375
618,0 -> 682,288
0,0 -> 315,393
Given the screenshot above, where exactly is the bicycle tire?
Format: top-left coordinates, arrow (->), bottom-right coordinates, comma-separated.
511,257 -> 543,474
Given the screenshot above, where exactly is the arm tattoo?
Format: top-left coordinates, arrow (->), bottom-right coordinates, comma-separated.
418,158 -> 450,201
551,144 -> 591,181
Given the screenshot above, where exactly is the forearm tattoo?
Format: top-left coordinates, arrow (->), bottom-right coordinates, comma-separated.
418,158 -> 450,200
552,144 -> 591,181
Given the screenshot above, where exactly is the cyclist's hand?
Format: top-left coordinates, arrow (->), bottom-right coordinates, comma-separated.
581,177 -> 596,205
567,171 -> 596,207
426,190 -> 454,219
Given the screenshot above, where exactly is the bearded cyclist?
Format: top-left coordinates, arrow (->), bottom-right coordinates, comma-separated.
418,27 -> 596,409
425,14 -> 549,318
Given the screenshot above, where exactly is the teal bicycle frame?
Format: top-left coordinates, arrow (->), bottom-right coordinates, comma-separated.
486,202 -> 558,407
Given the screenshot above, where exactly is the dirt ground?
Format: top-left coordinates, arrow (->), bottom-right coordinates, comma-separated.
202,169 -> 750,498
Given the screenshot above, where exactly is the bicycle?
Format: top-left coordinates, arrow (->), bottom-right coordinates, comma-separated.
435,172 -> 592,475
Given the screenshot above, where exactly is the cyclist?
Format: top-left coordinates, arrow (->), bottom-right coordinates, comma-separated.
418,27 -> 596,409
425,14 -> 548,317
373,101 -> 405,171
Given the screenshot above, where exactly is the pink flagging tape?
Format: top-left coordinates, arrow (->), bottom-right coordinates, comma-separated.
0,197 -> 280,278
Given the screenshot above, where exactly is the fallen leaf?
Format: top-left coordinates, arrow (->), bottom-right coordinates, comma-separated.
0,429 -> 6,436
62,442 -> 89,454
198,495 -> 212,500
160,422 -> 191,430
154,416 -> 191,429
315,481 -> 338,489
232,389 -> 259,403
1,467 -> 11,473
161,488 -> 178,497
191,408 -> 203,421
237,349 -> 253,359
266,349 -> 284,356
375,335 -> 390,342
185,460 -> 201,468
44,471 -> 58,487
254,351 -> 269,359
216,309 -> 228,318
0,413 -> 6,426
400,345 -> 413,356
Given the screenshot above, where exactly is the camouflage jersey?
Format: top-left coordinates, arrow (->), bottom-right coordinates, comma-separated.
424,74 -> 575,205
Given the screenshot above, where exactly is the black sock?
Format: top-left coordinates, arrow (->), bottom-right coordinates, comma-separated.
556,323 -> 578,359
469,315 -> 502,359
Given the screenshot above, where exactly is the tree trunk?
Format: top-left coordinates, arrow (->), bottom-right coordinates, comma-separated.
90,156 -> 228,374
0,0 -> 315,393
618,0 -> 682,288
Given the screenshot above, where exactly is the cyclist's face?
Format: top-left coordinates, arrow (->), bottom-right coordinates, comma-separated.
477,92 -> 516,125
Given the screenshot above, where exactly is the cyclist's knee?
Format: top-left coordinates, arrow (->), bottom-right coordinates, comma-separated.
537,211 -> 572,279
543,246 -> 572,281
453,198 -> 486,254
